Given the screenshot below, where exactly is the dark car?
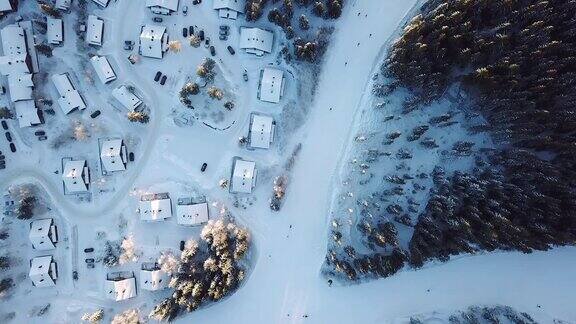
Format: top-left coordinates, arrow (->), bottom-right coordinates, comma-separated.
219,35 -> 227,41
90,110 -> 101,118
219,25 -> 229,31
123,41 -> 133,50
34,130 -> 45,136
182,27 -> 188,38
87,263 -> 95,269
153,17 -> 163,23
85,258 -> 94,263
189,26 -> 194,35
73,271 -> 78,280
201,163 -> 207,172
198,30 -> 205,41
1,120 -> 7,130
84,247 -> 94,253
210,46 -> 216,56
219,30 -> 228,36
180,240 -> 185,251
129,152 -> 135,162
9,143 -> 15,153
227,46 -> 235,55
154,71 -> 162,82
160,75 -> 167,85
5,132 -> 12,142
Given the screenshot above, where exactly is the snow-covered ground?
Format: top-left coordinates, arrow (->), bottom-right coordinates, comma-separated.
1,0 -> 576,323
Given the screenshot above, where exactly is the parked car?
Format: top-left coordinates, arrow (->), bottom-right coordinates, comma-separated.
182,27 -> 188,38
129,152 -> 135,162
154,71 -> 162,82
204,37 -> 211,48
189,26 -> 194,35
219,35 -> 227,41
153,17 -> 163,23
210,46 -> 216,56
160,75 -> 167,85
201,163 -> 207,172
243,70 -> 249,82
192,0 -> 201,4
219,30 -> 228,36
9,143 -> 15,153
90,110 -> 101,118
87,263 -> 95,269
219,25 -> 229,31
84,248 -> 94,253
1,120 -> 7,130
72,271 -> 78,280
38,135 -> 47,141
123,40 -> 133,50
182,5 -> 188,15
85,258 -> 94,263
5,132 -> 12,142
34,130 -> 45,136
180,240 -> 185,251
227,45 -> 235,55
198,30 -> 205,41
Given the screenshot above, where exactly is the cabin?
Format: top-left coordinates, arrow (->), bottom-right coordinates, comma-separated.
112,85 -> 143,111
90,55 -> 116,84
55,0 -> 71,11
258,67 -> 285,103
230,158 -> 257,194
139,193 -> 172,221
249,114 -> 275,149
176,201 -> 209,226
52,73 -> 86,114
139,25 -> 169,59
0,0 -> 17,13
47,18 -> 63,45
29,256 -> 57,287
105,272 -> 137,301
239,27 -> 273,56
146,0 -> 179,15
29,218 -> 58,250
140,263 -> 169,291
86,15 -> 104,46
92,0 -> 110,7
213,0 -> 245,19
100,139 -> 127,173
62,159 -> 90,193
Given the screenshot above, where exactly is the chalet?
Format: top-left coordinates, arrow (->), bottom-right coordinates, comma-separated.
249,114 -> 275,149
112,85 -> 142,111
105,272 -> 137,301
86,15 -> 104,46
55,0 -> 71,11
140,263 -> 169,291
231,158 -> 257,194
29,218 -> 58,251
0,0 -> 17,13
258,67 -> 285,103
29,256 -> 57,287
139,25 -> 169,59
62,159 -> 90,193
139,194 -> 172,221
213,0 -> 245,20
51,73 -> 86,114
239,27 -> 273,56
90,55 -> 116,84
176,201 -> 209,226
146,0 -> 179,15
100,139 -> 127,173
91,0 -> 110,7
47,18 -> 63,45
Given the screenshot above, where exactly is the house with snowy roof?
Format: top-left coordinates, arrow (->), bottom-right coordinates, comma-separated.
146,0 -> 179,15
213,0 -> 245,19
92,0 -> 110,7
249,114 -> 275,149
90,55 -> 116,84
100,139 -> 127,173
14,100 -> 41,128
47,18 -> 63,45
29,256 -> 58,287
239,27 -> 273,56
105,272 -> 137,301
55,0 -> 71,10
231,158 -> 257,194
52,73 -> 86,114
139,25 -> 169,59
0,54 -> 30,75
258,67 -> 285,103
62,159 -> 90,193
176,201 -> 209,226
112,85 -> 142,111
139,194 -> 172,221
86,15 -> 104,46
140,263 -> 169,291
29,218 -> 58,251
0,0 -> 17,13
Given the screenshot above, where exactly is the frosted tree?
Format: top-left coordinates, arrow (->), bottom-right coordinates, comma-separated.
119,235 -> 140,264
207,87 -> 224,100
169,40 -> 182,52
73,121 -> 90,141
158,250 -> 179,275
81,309 -> 104,323
111,308 -> 142,324
189,35 -> 201,47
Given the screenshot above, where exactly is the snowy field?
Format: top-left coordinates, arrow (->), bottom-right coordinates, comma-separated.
1,0 -> 576,323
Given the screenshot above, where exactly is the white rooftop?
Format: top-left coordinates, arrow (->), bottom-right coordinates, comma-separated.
62,160 -> 89,193
146,0 -> 179,13
213,0 -> 245,19
0,0 -> 17,12
140,269 -> 169,291
0,54 -> 30,76
100,139 -> 127,173
1,25 -> 27,56
231,159 -> 257,193
92,0 -> 110,7
14,100 -> 40,128
29,256 -> 57,287
176,202 -> 209,226
259,67 -> 285,103
112,85 -> 142,111
52,73 -> 86,114
90,55 -> 116,84
249,114 -> 274,149
29,219 -> 57,251
139,25 -> 168,59
239,27 -> 273,56
47,18 -> 63,45
8,73 -> 33,102
105,276 -> 137,301
55,0 -> 71,10
86,15 -> 103,46
139,198 -> 172,221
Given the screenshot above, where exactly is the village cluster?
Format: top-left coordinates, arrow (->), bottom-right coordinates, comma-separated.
0,0 -> 287,306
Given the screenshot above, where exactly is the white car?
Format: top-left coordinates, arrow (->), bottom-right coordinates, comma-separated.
183,5 -> 188,15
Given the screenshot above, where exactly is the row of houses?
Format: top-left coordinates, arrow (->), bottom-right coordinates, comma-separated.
106,262 -> 171,301
28,218 -> 59,287
138,193 -> 209,226
142,0 -> 246,19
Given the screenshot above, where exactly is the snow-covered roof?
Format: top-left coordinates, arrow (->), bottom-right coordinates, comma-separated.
105,276 -> 137,301
112,85 -> 142,111
92,0 -> 110,7
139,25 -> 168,59
55,0 -> 71,10
239,27 -> 273,56
14,100 -> 40,128
29,256 -> 57,287
140,269 -> 169,291
29,219 -> 57,251
90,55 -> 116,84
0,54 -> 30,76
249,114 -> 274,149
0,0 -> 17,12
146,0 -> 179,14
139,197 -> 172,221
176,202 -> 209,226
100,139 -> 127,172
86,15 -> 104,46
258,67 -> 284,103
0,25 -> 27,56
62,160 -> 89,193
231,159 -> 257,193
8,73 -> 33,102
213,0 -> 245,19
47,18 -> 63,45
52,73 -> 86,114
